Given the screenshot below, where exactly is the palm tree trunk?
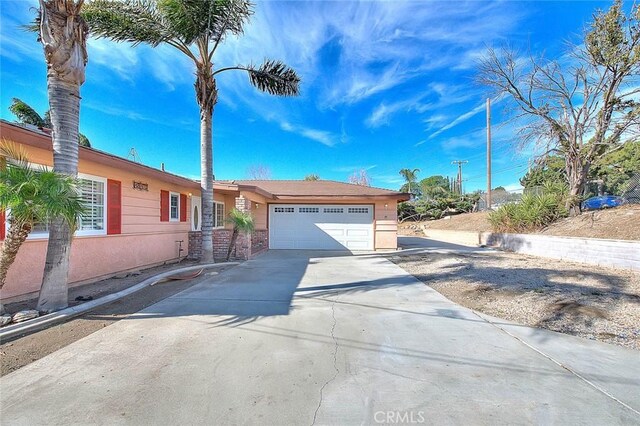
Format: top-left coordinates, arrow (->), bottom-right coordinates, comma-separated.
196,59 -> 217,263
226,228 -> 238,262
38,78 -> 80,312
36,1 -> 87,312
0,220 -> 31,314
200,112 -> 214,262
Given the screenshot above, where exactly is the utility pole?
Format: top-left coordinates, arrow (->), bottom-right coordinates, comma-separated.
486,98 -> 492,210
451,160 -> 468,194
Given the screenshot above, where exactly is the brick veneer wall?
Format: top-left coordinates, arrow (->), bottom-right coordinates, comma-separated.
187,231 -> 202,260
188,229 -> 267,261
251,229 -> 268,256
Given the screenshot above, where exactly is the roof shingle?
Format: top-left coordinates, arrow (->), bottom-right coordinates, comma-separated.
218,180 -> 408,199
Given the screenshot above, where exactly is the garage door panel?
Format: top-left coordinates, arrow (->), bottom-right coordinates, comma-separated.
346,240 -> 369,250
269,204 -> 373,250
346,229 -> 369,237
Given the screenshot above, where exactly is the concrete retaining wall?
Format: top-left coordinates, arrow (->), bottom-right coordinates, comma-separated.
422,229 -> 482,247
421,227 -> 640,271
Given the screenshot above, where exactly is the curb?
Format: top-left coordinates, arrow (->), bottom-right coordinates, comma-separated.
0,262 -> 238,341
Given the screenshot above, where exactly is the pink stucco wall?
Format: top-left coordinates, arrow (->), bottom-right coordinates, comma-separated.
1,124 -> 199,302
4,232 -> 188,300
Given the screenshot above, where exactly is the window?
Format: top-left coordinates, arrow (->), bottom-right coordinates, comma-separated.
27,174 -> 107,238
214,201 -> 225,228
274,207 -> 295,213
299,207 -> 319,213
79,178 -> 105,231
324,207 -> 344,213
170,192 -> 179,221
348,207 -> 369,214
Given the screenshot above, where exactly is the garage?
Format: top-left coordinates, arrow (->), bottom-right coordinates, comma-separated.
269,204 -> 374,250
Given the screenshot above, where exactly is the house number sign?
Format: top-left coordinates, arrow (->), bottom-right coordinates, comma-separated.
133,181 -> 149,191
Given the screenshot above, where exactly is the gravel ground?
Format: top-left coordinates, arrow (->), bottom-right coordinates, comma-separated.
389,251 -> 640,350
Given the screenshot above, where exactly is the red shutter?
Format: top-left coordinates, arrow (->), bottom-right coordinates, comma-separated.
0,210 -> 5,240
107,179 -> 122,235
160,190 -> 169,222
180,194 -> 187,222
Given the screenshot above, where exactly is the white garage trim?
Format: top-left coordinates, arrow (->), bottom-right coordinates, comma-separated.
269,204 -> 374,250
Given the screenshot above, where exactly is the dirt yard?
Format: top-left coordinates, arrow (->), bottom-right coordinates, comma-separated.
3,260 -> 206,315
399,205 -> 640,240
389,251 -> 640,350
0,264 -> 235,376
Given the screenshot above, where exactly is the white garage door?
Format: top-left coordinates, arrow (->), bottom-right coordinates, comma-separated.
269,204 -> 374,250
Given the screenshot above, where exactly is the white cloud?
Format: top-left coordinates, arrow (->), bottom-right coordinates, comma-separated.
333,165 -> 377,173
299,128 -> 335,146
84,101 -> 196,130
372,174 -> 404,187
274,118 -> 336,147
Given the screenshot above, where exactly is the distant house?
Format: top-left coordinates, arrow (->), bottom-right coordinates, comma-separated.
0,120 -> 408,302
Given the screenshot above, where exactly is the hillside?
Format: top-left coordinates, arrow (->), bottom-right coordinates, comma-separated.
399,205 -> 640,240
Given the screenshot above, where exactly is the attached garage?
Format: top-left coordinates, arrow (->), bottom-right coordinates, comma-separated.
269,204 -> 373,250
212,179 -> 410,253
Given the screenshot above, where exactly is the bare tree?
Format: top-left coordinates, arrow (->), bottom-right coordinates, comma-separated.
478,0 -> 639,215
348,169 -> 371,186
246,164 -> 272,180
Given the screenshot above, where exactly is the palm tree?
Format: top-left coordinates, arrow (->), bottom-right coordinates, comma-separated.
399,168 -> 420,196
225,208 -> 254,261
83,0 -> 300,262
9,98 -> 91,147
304,174 -> 320,181
0,141 -> 85,313
35,0 -> 89,313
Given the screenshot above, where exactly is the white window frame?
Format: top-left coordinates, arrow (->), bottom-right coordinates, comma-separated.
213,201 -> 225,229
169,192 -> 180,222
24,172 -> 108,240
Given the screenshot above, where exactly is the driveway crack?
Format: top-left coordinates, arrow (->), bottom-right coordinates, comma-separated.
311,296 -> 340,426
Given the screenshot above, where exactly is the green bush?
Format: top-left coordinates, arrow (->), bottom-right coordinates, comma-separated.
489,190 -> 568,233
398,193 -> 479,222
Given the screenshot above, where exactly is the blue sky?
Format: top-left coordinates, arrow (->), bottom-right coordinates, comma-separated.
0,0 -> 614,191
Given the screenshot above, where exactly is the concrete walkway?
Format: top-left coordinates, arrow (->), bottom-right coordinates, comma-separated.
1,249 -> 639,425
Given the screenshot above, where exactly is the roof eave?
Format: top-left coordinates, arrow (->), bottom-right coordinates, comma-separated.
273,194 -> 410,201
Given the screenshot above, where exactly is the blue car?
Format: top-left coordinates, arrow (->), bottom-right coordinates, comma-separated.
582,195 -> 624,211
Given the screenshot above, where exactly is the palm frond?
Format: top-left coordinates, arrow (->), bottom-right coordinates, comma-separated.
9,98 -> 46,127
83,0 -> 171,46
158,0 -> 252,45
0,140 -> 30,170
247,60 -> 300,97
0,139 -> 85,228
79,133 -> 91,147
225,208 -> 254,233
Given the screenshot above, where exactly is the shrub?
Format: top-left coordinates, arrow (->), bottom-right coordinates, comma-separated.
398,193 -> 478,222
489,189 -> 568,233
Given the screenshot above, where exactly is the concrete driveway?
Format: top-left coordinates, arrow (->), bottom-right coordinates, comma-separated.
1,249 -> 639,425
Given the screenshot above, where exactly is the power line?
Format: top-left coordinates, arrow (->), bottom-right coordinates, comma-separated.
464,162 -> 529,182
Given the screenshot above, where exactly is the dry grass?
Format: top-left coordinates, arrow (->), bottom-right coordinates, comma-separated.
389,251 -> 640,350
